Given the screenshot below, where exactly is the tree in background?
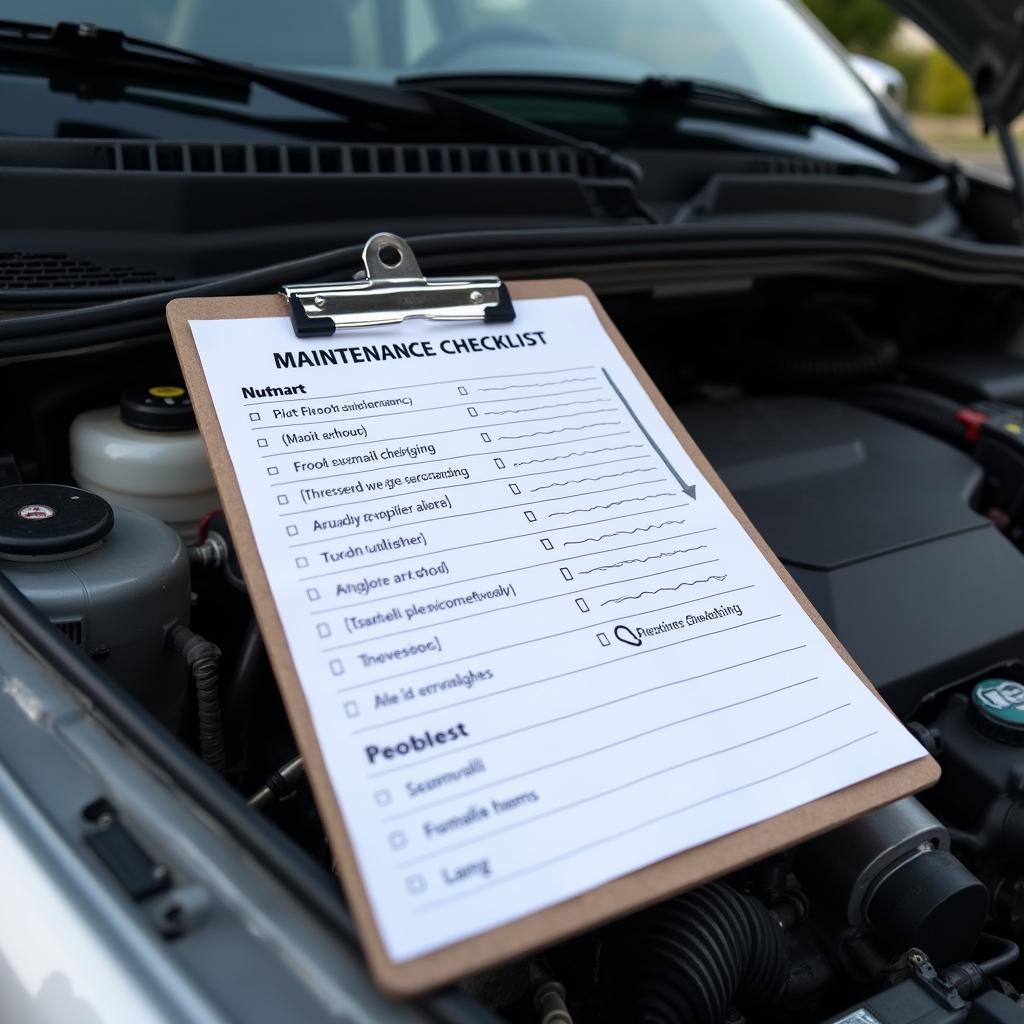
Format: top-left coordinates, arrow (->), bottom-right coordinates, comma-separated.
803,0 -> 898,53
917,49 -> 974,114
805,0 -> 974,115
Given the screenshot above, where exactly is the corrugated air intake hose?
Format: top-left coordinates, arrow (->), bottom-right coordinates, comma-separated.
601,882 -> 788,1024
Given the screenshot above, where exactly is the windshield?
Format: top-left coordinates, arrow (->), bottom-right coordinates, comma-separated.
8,0 -> 889,135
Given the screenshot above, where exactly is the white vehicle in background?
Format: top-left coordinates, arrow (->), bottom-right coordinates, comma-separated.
849,52 -> 909,107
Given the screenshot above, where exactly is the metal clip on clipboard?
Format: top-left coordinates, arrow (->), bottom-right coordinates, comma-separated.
281,233 -> 515,338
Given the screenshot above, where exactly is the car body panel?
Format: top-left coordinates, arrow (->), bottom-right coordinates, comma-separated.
0,617 -> 459,1024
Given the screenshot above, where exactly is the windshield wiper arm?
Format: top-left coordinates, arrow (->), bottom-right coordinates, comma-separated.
0,19 -> 435,122
634,76 -> 944,171
405,71 -> 952,178
0,20 -> 641,185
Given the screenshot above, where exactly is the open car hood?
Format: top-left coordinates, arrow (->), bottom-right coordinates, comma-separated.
883,1 -> 1024,125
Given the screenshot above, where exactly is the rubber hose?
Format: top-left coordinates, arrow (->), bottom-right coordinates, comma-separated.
976,933 -> 1021,978
170,625 -> 226,775
854,384 -> 966,446
602,883 -> 787,1024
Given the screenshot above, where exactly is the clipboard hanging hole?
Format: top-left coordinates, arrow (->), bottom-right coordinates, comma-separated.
378,245 -> 402,269
363,232 -> 424,282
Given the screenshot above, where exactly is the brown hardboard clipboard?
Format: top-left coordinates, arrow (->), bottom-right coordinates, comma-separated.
167,278 -> 939,997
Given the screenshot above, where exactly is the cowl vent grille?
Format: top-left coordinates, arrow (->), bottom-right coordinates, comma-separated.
0,139 -> 606,178
0,252 -> 166,289
745,156 -> 840,176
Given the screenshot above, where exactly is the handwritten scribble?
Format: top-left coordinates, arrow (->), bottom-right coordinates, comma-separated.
531,467 -> 658,492
484,398 -> 612,416
479,377 -> 595,391
498,421 -> 620,440
512,444 -> 643,467
549,492 -> 675,517
562,519 -> 690,546
600,575 -> 728,606
579,546 -> 708,574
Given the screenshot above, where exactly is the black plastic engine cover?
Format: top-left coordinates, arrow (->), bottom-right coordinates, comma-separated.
679,396 -> 1024,716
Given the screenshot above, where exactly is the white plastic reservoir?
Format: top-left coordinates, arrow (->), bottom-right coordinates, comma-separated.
70,385 -> 218,543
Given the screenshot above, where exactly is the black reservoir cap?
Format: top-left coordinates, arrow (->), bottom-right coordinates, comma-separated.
120,385 -> 196,432
0,484 -> 113,557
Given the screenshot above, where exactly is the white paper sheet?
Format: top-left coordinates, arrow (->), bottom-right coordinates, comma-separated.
190,296 -> 926,963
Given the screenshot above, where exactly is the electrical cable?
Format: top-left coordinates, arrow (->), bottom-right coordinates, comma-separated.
248,755 -> 305,809
169,623 -> 226,775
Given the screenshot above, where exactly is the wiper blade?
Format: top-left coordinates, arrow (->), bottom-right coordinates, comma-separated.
660,77 -> 967,183
404,71 -> 951,178
0,20 -> 641,186
639,75 -> 945,169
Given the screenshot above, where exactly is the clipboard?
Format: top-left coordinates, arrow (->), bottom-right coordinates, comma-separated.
167,234 -> 938,996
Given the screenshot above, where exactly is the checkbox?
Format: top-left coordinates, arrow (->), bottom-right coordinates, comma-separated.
540,538 -> 553,550
277,494 -> 289,506
576,598 -> 590,613
480,432 -> 492,443
458,386 -> 468,396
509,483 -> 521,495
329,658 -> 344,676
295,556 -> 308,568
285,525 -> 298,537
406,875 -> 427,894
249,412 -> 261,422
316,623 -> 331,638
494,458 -> 505,469
467,407 -> 478,417
257,437 -> 268,448
524,510 -> 537,522
597,632 -> 611,647
375,789 -> 392,806
344,701 -> 359,718
389,831 -> 408,850
306,587 -> 321,601
560,567 -> 573,581
267,466 -> 279,476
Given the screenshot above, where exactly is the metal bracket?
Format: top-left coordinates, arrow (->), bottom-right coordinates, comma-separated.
282,233 -> 515,337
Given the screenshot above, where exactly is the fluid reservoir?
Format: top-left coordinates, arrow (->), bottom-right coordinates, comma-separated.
70,385 -> 218,542
0,484 -> 190,728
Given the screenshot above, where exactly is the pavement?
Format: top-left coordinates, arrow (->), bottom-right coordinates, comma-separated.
909,113 -> 1009,181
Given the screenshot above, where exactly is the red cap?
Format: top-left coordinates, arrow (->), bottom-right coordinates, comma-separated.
956,407 -> 989,444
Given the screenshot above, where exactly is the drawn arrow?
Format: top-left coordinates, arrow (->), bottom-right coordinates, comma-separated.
601,369 -> 697,501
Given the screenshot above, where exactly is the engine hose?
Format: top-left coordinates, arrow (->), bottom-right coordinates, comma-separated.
602,883 -> 788,1024
169,625 -> 226,775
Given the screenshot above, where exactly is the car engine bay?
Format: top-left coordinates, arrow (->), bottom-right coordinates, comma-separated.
7,266 -> 1024,1023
